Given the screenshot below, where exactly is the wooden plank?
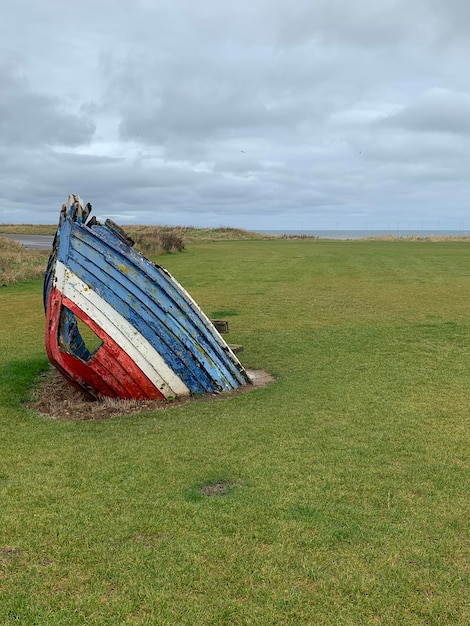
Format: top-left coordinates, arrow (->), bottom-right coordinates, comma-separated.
211,319 -> 229,334
229,344 -> 243,354
45,197 -> 252,400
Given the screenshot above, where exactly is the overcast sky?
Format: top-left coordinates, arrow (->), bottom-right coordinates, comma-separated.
1,0 -> 470,230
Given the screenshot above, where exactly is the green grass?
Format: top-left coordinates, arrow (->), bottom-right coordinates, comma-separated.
0,240 -> 469,625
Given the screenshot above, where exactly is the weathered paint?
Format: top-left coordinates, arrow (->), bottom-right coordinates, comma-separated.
46,288 -> 168,400
53,261 -> 189,397
68,226 -> 245,389
44,195 -> 250,400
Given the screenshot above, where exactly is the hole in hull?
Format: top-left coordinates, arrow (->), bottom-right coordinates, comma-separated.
58,306 -> 103,362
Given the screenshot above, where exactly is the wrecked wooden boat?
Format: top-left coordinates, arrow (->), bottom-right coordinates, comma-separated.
44,194 -> 250,400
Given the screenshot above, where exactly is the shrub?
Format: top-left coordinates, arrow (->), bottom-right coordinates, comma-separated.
158,232 -> 185,253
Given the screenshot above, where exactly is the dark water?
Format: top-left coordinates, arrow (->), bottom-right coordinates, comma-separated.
256,230 -> 470,240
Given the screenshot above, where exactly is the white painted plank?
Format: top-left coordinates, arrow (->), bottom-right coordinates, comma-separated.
54,261 -> 189,397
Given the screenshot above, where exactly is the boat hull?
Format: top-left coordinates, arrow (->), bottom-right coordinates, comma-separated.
44,196 -> 250,400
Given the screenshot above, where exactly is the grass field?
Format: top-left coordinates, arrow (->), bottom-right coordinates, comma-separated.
0,239 -> 469,625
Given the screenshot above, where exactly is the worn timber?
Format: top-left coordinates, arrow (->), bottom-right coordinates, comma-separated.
44,194 -> 251,400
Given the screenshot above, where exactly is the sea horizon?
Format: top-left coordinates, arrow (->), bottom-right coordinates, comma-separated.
255,229 -> 470,240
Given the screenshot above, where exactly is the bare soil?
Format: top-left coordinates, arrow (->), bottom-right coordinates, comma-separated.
200,481 -> 235,497
30,367 -> 275,421
1,547 -> 24,562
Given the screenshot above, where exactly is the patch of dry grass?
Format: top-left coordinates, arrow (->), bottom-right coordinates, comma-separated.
360,234 -> 470,242
126,225 -> 270,256
2,223 -> 469,243
30,366 -> 273,420
0,224 -> 57,235
0,223 -> 272,260
0,237 -> 49,287
0,223 -> 270,240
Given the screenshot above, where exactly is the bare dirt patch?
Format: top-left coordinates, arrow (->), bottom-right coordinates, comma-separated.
1,547 -> 24,562
30,367 -> 275,421
200,481 -> 235,497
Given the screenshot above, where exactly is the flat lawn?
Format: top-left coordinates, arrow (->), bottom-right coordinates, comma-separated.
0,240 -> 469,625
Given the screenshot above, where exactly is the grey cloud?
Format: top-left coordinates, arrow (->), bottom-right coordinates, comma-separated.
213,158 -> 264,175
428,0 -> 470,42
114,54 -> 329,151
275,0 -> 425,47
0,63 -> 95,147
380,88 -> 470,135
2,0 -> 470,229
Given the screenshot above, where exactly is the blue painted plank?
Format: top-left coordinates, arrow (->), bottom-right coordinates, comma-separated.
65,226 -> 245,390
51,210 -> 248,396
66,238 -> 242,389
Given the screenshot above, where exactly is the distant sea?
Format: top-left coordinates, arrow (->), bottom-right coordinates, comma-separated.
256,230 -> 470,240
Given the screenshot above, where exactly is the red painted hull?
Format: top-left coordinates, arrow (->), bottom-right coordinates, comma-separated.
46,288 -> 166,400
